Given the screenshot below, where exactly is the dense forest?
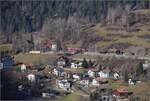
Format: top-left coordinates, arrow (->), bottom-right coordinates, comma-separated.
1,0 -> 150,33
0,0 -> 150,52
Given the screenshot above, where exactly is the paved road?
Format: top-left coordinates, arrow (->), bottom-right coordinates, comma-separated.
40,51 -> 150,60
75,52 -> 150,60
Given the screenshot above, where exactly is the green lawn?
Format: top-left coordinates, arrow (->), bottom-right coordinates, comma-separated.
109,79 -> 150,100
14,53 -> 57,64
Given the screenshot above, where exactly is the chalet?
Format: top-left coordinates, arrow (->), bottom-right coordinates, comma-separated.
52,67 -> 64,77
57,59 -> 66,68
41,39 -> 52,52
79,77 -> 92,87
88,69 -> 96,77
56,79 -> 71,91
92,77 -> 101,86
27,73 -> 36,83
92,77 -> 108,86
51,43 -> 57,51
98,70 -> 109,78
18,85 -> 24,91
91,87 -> 113,101
71,63 -> 78,68
67,47 -> 86,54
143,60 -> 150,70
71,62 -> 83,69
113,72 -> 120,80
21,64 -> 26,72
72,74 -> 80,80
56,56 -> 70,68
53,68 -> 59,76
100,95 -> 113,101
113,88 -> 132,98
128,79 -> 134,85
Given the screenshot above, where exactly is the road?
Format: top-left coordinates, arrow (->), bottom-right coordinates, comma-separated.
40,51 -> 150,61
73,52 -> 150,61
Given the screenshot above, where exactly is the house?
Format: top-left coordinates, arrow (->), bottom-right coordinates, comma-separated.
59,71 -> 67,78
71,62 -> 83,69
27,73 -> 36,83
79,77 -> 91,87
53,68 -> 59,76
57,61 -> 66,68
21,64 -> 26,72
92,78 -> 100,86
51,43 -> 57,51
72,74 -> 80,80
113,88 -> 132,98
113,72 -> 119,80
91,87 -> 113,101
98,70 -> 109,78
128,79 -> 134,85
53,67 -> 65,77
143,60 -> 150,70
100,95 -> 113,101
18,85 -> 24,91
88,69 -> 95,77
67,47 -> 86,54
92,77 -> 108,86
56,79 -> 71,91
71,63 -> 78,68
56,56 -> 70,68
44,40 -> 52,50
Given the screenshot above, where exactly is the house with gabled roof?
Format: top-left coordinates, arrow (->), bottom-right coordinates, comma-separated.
56,79 -> 71,91
98,70 -> 110,78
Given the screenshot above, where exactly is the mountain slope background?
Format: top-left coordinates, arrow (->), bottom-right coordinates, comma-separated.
0,0 -> 150,56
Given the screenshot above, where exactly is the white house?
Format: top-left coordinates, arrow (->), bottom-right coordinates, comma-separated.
71,63 -> 78,68
88,70 -> 95,77
27,74 -> 35,82
78,62 -> 83,68
72,74 -> 80,80
18,85 -> 24,91
71,62 -> 83,69
21,64 -> 26,72
53,68 -> 59,76
57,61 -> 66,68
128,79 -> 134,85
98,71 -> 109,78
143,60 -> 150,70
92,78 -> 99,86
57,79 -> 71,91
80,78 -> 90,87
113,72 -> 119,79
51,44 -> 57,51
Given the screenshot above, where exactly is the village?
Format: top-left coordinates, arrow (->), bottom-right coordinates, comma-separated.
1,39 -> 150,101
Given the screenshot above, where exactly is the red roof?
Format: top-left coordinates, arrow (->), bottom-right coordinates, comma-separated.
67,47 -> 86,52
116,88 -> 128,93
95,77 -> 104,81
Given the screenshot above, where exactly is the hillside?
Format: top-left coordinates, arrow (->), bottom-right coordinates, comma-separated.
0,0 -> 150,56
